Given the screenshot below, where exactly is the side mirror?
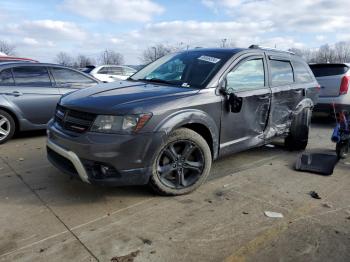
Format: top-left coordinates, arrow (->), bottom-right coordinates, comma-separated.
228,93 -> 243,113
219,81 -> 242,113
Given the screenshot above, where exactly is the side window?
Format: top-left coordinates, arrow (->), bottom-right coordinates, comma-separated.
97,67 -> 109,74
123,67 -> 136,76
293,61 -> 313,83
51,68 -> 96,87
108,67 -> 123,75
226,58 -> 265,91
13,66 -> 51,87
270,60 -> 294,86
0,69 -> 15,86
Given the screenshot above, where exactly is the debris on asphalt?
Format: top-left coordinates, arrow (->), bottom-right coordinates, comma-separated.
309,191 -> 321,199
139,237 -> 152,245
18,158 -> 24,161
215,191 -> 224,197
111,250 -> 140,262
322,203 -> 332,208
265,144 -> 275,148
150,250 -> 156,254
264,211 -> 284,218
295,152 -> 338,176
242,211 -> 249,215
346,216 -> 350,220
205,199 -> 213,204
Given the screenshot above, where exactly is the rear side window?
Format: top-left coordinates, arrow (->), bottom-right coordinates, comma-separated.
108,67 -> 123,75
309,64 -> 349,77
13,66 -> 51,87
293,61 -> 313,83
51,68 -> 96,86
97,67 -> 109,74
0,69 -> 15,86
270,60 -> 294,86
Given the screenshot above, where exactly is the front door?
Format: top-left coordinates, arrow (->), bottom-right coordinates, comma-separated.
219,55 -> 271,156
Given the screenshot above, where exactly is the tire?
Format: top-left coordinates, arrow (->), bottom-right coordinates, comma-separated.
336,141 -> 349,159
0,110 -> 15,144
285,108 -> 311,151
149,128 -> 212,196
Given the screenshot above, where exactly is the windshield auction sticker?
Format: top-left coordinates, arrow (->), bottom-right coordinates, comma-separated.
198,55 -> 221,64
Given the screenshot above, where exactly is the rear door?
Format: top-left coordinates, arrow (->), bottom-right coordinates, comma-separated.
6,65 -> 61,125
309,64 -> 349,97
49,67 -> 98,94
267,57 -> 295,136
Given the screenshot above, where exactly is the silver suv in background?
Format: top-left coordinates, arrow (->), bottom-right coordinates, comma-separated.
310,63 -> 350,113
0,62 -> 100,144
89,65 -> 137,82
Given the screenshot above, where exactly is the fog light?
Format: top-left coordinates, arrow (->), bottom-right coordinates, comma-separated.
100,165 -> 110,176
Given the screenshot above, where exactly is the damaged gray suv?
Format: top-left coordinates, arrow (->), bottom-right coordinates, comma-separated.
47,46 -> 319,195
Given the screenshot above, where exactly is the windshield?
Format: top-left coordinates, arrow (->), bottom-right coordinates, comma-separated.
130,50 -> 233,89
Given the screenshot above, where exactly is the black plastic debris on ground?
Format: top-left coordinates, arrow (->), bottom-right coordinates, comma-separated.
295,153 -> 339,176
309,191 -> 321,199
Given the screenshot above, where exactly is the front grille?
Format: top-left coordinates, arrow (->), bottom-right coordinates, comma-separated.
55,105 -> 96,133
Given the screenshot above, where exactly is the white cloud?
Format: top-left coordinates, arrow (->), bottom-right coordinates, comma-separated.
6,20 -> 86,41
22,37 -> 39,46
61,0 -> 164,22
203,0 -> 349,33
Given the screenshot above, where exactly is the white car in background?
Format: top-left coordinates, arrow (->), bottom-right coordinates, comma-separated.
90,65 -> 137,82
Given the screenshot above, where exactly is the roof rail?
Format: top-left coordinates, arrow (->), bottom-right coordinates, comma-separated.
248,45 -> 295,55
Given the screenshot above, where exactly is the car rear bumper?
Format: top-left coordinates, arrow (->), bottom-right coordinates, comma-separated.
46,121 -> 165,186
314,95 -> 350,113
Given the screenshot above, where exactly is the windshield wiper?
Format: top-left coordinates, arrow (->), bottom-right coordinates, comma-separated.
139,78 -> 173,85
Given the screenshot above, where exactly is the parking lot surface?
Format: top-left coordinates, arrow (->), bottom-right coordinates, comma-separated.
0,118 -> 349,262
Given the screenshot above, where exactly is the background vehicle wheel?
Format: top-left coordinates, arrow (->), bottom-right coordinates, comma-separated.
336,141 -> 349,159
0,110 -> 15,144
149,128 -> 212,196
285,108 -> 311,151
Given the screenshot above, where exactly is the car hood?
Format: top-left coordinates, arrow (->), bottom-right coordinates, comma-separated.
60,80 -> 200,114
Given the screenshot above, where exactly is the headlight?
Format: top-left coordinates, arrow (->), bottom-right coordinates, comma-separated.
91,114 -> 152,133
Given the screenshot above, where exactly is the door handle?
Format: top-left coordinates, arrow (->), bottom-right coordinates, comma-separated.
6,91 -> 23,97
258,95 -> 270,100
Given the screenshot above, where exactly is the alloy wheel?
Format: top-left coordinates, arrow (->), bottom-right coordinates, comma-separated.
157,140 -> 205,189
0,115 -> 10,141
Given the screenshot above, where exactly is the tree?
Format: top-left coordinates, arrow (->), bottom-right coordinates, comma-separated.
55,52 -> 74,67
99,49 -> 124,65
0,40 -> 16,56
141,44 -> 173,64
334,41 -> 350,63
74,54 -> 95,68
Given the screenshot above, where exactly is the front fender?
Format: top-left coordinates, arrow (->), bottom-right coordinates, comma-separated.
155,109 -> 220,159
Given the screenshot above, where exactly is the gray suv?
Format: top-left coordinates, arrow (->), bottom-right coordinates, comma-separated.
47,46 -> 319,195
0,62 -> 99,143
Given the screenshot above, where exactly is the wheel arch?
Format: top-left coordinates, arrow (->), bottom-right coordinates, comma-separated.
0,106 -> 19,132
155,109 -> 219,159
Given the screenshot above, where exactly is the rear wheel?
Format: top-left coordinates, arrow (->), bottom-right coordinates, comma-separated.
285,108 -> 311,151
0,110 -> 15,144
149,128 -> 212,196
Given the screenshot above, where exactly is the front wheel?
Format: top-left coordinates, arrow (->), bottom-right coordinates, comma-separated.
149,128 -> 212,196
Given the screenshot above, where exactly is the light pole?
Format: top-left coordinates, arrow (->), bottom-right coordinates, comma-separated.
152,47 -> 157,61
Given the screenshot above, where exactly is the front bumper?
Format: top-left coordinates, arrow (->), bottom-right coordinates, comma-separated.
46,121 -> 165,186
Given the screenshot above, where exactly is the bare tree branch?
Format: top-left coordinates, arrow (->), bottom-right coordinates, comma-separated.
99,49 -> 124,65
0,40 -> 16,56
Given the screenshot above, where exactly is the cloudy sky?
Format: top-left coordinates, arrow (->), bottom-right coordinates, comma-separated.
0,0 -> 348,64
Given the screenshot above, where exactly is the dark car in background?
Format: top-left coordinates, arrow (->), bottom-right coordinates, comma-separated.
0,62 -> 100,143
310,63 -> 350,114
47,46 -> 318,195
